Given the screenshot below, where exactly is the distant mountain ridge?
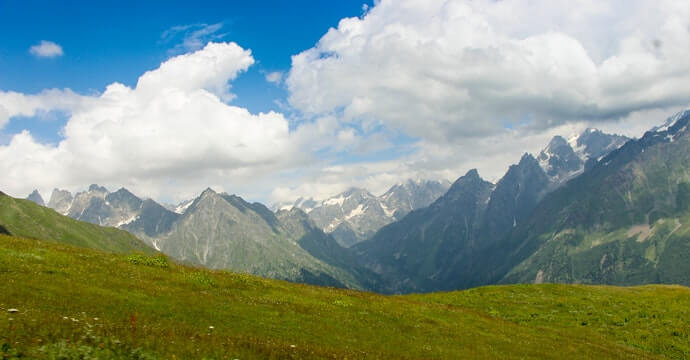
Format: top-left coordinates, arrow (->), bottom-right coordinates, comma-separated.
275,179 -> 451,247
22,115 -> 689,294
34,184 -> 374,288
538,129 -> 629,185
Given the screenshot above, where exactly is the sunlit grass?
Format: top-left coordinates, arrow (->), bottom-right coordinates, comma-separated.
1,234 -> 687,359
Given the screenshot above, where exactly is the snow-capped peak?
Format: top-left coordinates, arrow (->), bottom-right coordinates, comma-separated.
174,199 -> 194,214
652,109 -> 690,133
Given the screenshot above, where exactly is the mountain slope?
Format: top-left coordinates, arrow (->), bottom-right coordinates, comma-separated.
355,128 -> 630,293
354,170 -> 494,293
2,234 -> 687,359
0,192 -> 153,254
43,185 -> 369,288
496,110 -> 690,286
132,188 -> 366,288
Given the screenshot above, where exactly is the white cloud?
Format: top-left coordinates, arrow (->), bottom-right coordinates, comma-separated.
264,71 -> 284,85
5,2 -> 690,206
287,0 -> 690,144
0,42 -> 324,201
268,104 -> 689,205
268,123 -> 578,203
29,40 -> 64,58
0,89 -> 89,128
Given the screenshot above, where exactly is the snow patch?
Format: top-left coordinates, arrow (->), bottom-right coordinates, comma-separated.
116,215 -> 139,227
174,200 -> 194,214
324,219 -> 342,233
323,195 -> 345,207
345,204 -> 366,220
654,109 -> 690,133
538,152 -> 552,173
380,202 -> 396,218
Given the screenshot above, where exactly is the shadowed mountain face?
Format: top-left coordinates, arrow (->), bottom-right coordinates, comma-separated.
354,127 -> 634,293
494,110 -> 690,287
354,170 -> 495,293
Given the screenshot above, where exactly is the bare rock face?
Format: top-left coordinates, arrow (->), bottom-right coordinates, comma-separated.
284,179 -> 451,247
47,189 -> 73,215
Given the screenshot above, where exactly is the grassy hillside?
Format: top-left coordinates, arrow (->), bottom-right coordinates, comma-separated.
1,235 -> 688,359
0,192 -> 154,254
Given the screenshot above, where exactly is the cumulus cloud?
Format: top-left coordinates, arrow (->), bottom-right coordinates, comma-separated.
29,40 -> 64,58
287,0 -> 690,143
0,42 -> 320,201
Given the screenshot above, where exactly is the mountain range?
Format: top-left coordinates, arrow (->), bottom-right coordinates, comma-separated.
355,111 -> 689,293
275,180 -> 450,247
28,184 -> 377,288
20,111 -> 690,293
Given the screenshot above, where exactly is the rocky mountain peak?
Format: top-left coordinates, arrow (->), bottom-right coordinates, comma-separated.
443,169 -> 491,203
201,187 -> 217,196
463,168 -> 481,179
651,109 -> 690,133
88,184 -> 108,193
545,135 -> 569,150
26,189 -> 45,206
47,189 -> 73,214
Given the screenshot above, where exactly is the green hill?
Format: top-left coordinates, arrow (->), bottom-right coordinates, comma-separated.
1,235 -> 688,359
0,192 -> 154,254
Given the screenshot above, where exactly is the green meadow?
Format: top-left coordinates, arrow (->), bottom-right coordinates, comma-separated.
1,234 -> 688,359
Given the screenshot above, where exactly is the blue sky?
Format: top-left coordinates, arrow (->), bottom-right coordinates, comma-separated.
0,0 -> 371,135
0,1 -> 688,204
